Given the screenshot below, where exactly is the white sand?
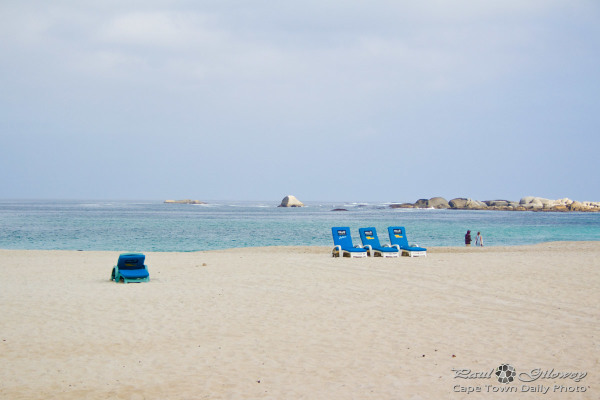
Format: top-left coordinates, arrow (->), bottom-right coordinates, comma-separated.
0,242 -> 598,399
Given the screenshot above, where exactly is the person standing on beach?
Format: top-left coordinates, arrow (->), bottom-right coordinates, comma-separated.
465,230 -> 472,246
476,232 -> 483,247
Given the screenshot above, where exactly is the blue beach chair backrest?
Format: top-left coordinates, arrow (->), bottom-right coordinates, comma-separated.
117,253 -> 146,270
359,227 -> 382,248
388,227 -> 409,248
332,227 -> 354,249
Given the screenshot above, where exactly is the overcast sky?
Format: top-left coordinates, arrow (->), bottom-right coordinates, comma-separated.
1,1 -> 599,202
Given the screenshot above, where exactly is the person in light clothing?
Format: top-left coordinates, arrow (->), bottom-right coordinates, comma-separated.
476,232 -> 484,247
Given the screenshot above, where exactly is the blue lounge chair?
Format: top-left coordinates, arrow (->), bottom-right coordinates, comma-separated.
358,227 -> 399,257
111,253 -> 150,283
387,227 -> 427,257
331,227 -> 368,258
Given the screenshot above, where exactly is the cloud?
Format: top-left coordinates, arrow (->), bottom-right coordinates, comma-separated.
0,1 -> 572,91
97,11 -> 222,48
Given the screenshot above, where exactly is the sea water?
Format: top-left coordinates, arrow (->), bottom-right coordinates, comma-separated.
0,200 -> 599,252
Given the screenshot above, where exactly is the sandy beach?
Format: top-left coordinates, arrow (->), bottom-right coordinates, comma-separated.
1,242 -> 598,399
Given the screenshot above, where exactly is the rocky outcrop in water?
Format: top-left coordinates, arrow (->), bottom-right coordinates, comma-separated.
390,196 -> 600,212
447,198 -> 488,209
278,195 -> 304,207
410,197 -> 450,209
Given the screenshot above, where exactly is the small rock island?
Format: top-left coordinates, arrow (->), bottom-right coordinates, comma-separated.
164,199 -> 206,205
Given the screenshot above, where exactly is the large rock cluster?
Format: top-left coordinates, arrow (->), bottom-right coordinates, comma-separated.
390,196 -> 600,212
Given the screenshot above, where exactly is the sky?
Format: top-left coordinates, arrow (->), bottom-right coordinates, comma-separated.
1,1 -> 599,203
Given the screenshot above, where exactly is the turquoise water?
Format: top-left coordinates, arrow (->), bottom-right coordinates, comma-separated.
1,200 -> 599,252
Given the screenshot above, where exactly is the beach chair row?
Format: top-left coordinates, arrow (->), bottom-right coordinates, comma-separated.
332,226 -> 427,258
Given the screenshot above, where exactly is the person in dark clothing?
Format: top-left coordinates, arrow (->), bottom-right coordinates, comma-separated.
465,230 -> 472,246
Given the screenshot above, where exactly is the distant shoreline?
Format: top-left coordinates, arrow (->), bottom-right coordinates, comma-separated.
158,196 -> 600,212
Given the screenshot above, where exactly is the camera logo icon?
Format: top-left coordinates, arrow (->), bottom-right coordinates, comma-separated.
495,364 -> 516,384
